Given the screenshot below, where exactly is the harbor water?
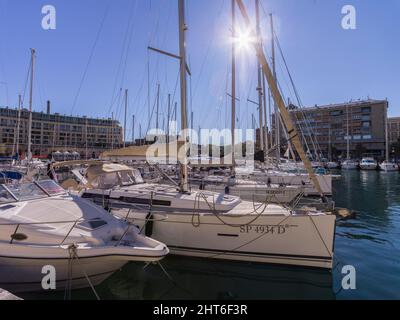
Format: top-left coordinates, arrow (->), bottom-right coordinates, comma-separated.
23,170 -> 400,300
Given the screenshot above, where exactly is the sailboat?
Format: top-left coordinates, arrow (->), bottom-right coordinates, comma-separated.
76,0 -> 336,269
379,103 -> 398,172
341,104 -> 359,170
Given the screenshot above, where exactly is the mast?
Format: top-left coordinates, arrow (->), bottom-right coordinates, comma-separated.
85,118 -> 88,159
178,0 -> 189,192
156,83 -> 160,131
385,102 -> 389,162
328,125 -> 332,161
27,48 -> 35,161
139,123 -> 142,146
236,0 -> 326,199
270,14 -> 280,164
132,114 -> 135,144
346,104 -> 350,159
15,94 -> 22,159
111,112 -> 114,150
231,0 -> 236,176
255,0 -> 264,157
124,89 -> 128,148
167,94 -> 171,144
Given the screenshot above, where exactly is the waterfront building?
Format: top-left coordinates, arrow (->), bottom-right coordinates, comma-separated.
0,103 -> 123,159
269,99 -> 388,160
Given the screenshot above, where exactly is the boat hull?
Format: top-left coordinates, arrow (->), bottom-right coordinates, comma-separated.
112,208 -> 336,269
379,163 -> 399,172
0,243 -> 168,293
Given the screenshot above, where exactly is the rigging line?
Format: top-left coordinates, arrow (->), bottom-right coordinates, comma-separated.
107,0 -> 137,116
273,31 -> 323,158
118,0 -> 139,95
71,2 -> 111,115
192,0 -> 226,101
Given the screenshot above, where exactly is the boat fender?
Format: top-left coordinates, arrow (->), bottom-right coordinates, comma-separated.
145,212 -> 154,237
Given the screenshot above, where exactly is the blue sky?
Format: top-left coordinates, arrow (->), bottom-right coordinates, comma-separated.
0,0 -> 399,139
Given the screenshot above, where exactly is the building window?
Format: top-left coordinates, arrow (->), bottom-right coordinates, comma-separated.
361,107 -> 371,114
363,135 -> 372,140
362,121 -> 371,128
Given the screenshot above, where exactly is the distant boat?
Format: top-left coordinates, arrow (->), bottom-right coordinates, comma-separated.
379,106 -> 398,172
341,159 -> 359,170
379,160 -> 398,172
360,158 -> 378,171
326,162 -> 340,169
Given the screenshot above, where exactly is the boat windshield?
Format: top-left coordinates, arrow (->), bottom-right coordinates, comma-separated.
7,183 -> 48,201
37,180 -> 66,195
0,185 -> 16,203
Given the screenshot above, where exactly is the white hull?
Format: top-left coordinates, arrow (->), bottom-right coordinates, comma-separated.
379,163 -> 399,172
359,164 -> 377,171
109,206 -> 336,269
0,243 -> 166,293
341,163 -> 358,170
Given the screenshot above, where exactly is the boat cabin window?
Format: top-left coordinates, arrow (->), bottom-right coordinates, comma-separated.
7,183 -> 47,201
0,185 -> 16,203
37,180 -> 66,195
95,169 -> 144,188
77,218 -> 107,231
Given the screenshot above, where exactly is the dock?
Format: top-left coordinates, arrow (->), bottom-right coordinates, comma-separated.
0,289 -> 22,300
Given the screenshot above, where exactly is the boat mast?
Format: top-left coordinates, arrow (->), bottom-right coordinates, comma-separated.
236,0 -> 326,199
346,104 -> 350,159
15,94 -> 22,159
385,102 -> 389,162
255,0 -> 265,164
27,48 -> 35,161
132,114 -> 135,144
270,14 -> 280,164
178,0 -> 189,192
231,0 -> 236,176
124,89 -> 128,148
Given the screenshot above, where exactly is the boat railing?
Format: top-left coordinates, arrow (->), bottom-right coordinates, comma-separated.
0,217 -> 100,246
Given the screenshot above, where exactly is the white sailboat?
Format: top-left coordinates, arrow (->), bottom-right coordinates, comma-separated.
341,103 -> 359,170
380,103 -> 398,172
0,179 -> 168,293
75,0 -> 336,270
78,163 -> 335,269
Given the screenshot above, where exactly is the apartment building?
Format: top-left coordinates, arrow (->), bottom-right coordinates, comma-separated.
270,99 -> 388,159
0,104 -> 123,158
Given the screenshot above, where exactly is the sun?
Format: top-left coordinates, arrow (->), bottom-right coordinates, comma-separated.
233,29 -> 255,51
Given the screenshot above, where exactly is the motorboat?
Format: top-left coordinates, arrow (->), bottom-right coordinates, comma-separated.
341,159 -> 359,170
0,179 -> 168,293
359,158 -> 378,171
326,162 -> 339,170
78,163 -> 336,269
379,160 -> 399,172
